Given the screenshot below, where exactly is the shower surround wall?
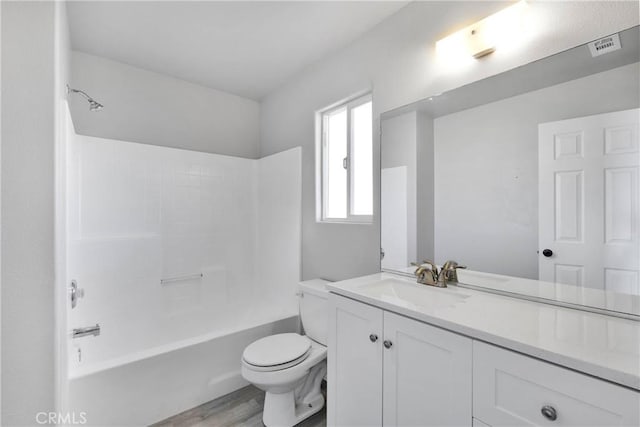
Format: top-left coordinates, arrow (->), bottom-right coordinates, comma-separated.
66,134 -> 301,425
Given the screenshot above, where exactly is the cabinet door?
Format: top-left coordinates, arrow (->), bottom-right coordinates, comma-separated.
328,294 -> 384,427
383,311 -> 472,426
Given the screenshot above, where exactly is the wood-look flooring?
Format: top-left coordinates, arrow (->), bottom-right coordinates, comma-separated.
152,384 -> 326,427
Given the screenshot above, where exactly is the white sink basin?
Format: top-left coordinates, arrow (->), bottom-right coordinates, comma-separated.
357,278 -> 470,311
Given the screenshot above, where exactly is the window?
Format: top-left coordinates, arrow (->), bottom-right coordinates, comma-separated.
319,94 -> 373,223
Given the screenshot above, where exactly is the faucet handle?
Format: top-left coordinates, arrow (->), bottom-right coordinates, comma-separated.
411,260 -> 439,286
440,261 -> 466,283
441,260 -> 462,269
411,260 -> 438,270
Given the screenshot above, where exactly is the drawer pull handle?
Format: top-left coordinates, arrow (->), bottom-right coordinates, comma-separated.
383,340 -> 393,349
369,334 -> 378,343
541,405 -> 557,421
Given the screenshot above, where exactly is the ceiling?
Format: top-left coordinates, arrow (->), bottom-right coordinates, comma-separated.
67,1 -> 409,100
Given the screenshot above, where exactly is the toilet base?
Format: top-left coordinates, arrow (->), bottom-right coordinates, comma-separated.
262,361 -> 327,427
263,391 -> 324,427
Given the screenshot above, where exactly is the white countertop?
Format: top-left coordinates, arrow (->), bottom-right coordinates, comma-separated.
327,272 -> 640,391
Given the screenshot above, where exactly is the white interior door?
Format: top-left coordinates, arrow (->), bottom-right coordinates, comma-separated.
539,108 -> 639,294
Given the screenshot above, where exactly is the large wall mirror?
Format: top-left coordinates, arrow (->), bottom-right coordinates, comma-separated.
380,26 -> 639,317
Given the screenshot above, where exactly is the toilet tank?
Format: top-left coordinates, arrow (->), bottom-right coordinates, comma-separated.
299,279 -> 330,345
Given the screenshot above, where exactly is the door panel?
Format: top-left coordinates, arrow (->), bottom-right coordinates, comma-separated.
554,264 -> 584,287
539,109 -> 639,293
554,170 -> 583,242
605,167 -> 637,243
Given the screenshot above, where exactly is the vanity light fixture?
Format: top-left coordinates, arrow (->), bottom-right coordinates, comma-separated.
436,0 -> 529,60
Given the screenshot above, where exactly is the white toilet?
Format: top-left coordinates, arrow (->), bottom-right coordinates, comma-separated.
241,279 -> 329,427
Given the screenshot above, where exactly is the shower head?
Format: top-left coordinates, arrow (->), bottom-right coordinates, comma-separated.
67,85 -> 104,112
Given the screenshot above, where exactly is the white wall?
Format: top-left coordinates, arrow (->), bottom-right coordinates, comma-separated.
70,51 -> 261,158
259,1 -> 639,280
1,1 -> 68,424
434,63 -> 640,279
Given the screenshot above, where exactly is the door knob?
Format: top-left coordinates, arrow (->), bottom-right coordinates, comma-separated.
369,334 -> 378,342
542,249 -> 553,257
383,340 -> 393,349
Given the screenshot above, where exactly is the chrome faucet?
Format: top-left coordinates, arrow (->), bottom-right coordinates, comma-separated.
411,260 -> 466,288
72,324 -> 101,339
411,260 -> 442,287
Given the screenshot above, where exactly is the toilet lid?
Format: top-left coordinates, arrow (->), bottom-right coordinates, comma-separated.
243,333 -> 311,367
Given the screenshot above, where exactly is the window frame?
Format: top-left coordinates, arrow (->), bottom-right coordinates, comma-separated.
318,93 -> 373,224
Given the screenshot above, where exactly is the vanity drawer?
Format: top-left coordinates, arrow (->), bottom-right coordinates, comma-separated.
473,341 -> 640,426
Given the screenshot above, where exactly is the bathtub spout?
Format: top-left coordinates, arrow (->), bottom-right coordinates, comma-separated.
72,324 -> 101,339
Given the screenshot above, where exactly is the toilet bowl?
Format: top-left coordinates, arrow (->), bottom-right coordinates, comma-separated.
241,279 -> 329,427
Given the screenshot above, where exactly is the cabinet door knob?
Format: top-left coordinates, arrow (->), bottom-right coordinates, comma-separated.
541,405 -> 557,421
383,340 -> 392,349
369,334 -> 378,342
542,249 -> 553,257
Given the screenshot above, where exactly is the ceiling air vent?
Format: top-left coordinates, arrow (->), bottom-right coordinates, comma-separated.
588,33 -> 621,57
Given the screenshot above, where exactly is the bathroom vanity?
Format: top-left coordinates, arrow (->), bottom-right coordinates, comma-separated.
326,273 -> 640,426
359,25 -> 640,426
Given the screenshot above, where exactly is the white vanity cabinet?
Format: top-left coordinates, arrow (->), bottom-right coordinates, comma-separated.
327,294 -> 472,426
328,290 -> 640,427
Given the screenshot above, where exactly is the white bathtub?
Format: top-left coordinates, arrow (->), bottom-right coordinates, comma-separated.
63,136 -> 303,425
67,314 -> 299,426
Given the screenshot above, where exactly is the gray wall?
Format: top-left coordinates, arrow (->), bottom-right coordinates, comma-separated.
259,1 -> 639,281
70,51 -> 261,158
1,1 -> 67,424
416,112 -> 434,263
433,63 -> 640,279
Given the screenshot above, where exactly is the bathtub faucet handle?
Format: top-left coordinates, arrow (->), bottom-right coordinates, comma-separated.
69,280 -> 85,309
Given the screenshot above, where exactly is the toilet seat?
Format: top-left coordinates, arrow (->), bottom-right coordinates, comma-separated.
243,333 -> 311,372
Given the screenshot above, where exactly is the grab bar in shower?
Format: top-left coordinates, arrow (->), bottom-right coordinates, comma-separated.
160,273 -> 204,285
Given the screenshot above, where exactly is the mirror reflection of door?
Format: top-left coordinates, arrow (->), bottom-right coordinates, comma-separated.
538,108 -> 639,294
